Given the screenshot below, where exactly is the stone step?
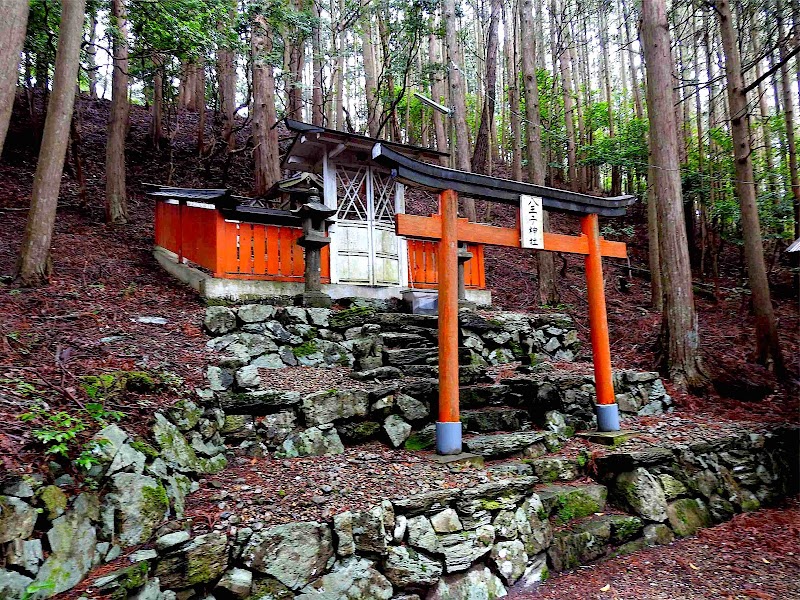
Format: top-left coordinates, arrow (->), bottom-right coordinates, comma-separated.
485,460 -> 535,478
527,456 -> 584,483
546,512 -> 645,572
380,332 -> 435,349
463,431 -> 557,459
461,408 -> 531,433
397,366 -> 493,386
459,384 -> 511,408
536,483 -> 608,523
383,347 -> 438,366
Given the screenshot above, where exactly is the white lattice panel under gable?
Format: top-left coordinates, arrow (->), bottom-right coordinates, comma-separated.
372,171 -> 396,223
336,167 -> 369,222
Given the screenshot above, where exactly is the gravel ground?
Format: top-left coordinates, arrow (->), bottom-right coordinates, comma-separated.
510,496 -> 800,600
185,442 -> 490,531
257,365 -> 371,394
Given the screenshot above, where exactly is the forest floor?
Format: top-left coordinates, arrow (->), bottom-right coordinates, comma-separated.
0,94 -> 798,598
510,496 -> 800,600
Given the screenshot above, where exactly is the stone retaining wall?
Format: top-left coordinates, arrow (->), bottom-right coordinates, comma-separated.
0,400 -> 228,599
202,305 -> 581,374
2,425 -> 789,599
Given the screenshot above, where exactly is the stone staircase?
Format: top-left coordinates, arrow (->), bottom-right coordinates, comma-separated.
192,302 -> 723,595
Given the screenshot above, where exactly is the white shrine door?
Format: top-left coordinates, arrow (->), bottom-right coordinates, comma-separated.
332,165 -> 405,286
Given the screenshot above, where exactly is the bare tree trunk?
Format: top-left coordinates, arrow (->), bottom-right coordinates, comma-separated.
778,7 -> 800,241
640,0 -> 706,390
362,14 -> 379,137
600,5 -> 620,195
71,91 -> 87,209
715,0 -> 784,372
287,0 -> 305,120
218,2 -> 237,150
472,0 -> 501,174
621,0 -> 643,119
520,0 -> 557,304
253,15 -> 281,195
443,0 -> 476,221
429,32 -> 449,166
335,0 -> 345,129
105,0 -> 129,225
17,0 -> 86,285
0,0 -> 28,157
195,60 -> 205,153
87,10 -> 98,99
555,0 -> 578,190
149,54 -> 164,148
569,39 -> 587,191
311,0 -> 324,126
505,0 -> 522,181
646,159 -> 663,311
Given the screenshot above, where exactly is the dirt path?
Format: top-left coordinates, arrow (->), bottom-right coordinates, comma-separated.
510,497 -> 800,600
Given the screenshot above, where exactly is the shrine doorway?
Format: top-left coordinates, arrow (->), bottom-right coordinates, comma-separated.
329,164 -> 408,287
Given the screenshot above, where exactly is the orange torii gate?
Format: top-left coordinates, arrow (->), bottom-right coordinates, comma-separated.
372,143 -> 637,455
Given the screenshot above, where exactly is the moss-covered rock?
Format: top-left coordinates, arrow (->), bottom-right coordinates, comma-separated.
92,561 -> 150,595
32,493 -> 99,597
667,498 -> 711,537
38,485 -> 68,520
243,522 -> 333,590
329,306 -> 376,329
0,496 -> 37,544
614,468 -> 668,522
152,413 -> 227,474
403,425 -> 436,451
108,473 -> 169,547
155,531 -> 229,589
337,421 -> 381,443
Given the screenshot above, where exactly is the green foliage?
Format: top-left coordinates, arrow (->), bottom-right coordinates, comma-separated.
22,580 -> 56,600
18,400 -> 123,469
292,340 -> 318,357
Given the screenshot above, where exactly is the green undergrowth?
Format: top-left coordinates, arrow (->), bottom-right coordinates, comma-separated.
11,369 -> 181,474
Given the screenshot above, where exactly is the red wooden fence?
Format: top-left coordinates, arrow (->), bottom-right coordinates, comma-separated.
155,201 -> 330,282
155,200 -> 484,289
406,240 -> 485,289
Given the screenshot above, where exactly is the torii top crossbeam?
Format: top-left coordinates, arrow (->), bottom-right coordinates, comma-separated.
284,119 -> 637,455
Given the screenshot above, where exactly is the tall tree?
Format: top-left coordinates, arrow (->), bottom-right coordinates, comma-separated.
554,0 -> 577,190
252,13 -> 281,195
429,31 -> 449,165
286,0 -> 305,119
311,0 -> 324,126
0,1 -> 28,157
640,0 -> 706,390
149,54 -> 164,148
106,0 -> 129,224
362,12 -> 380,137
777,4 -> 800,241
17,0 -> 87,285
217,1 -> 237,150
520,0 -> 558,304
714,0 -> 785,372
443,0 -> 476,220
472,0 -> 501,174
86,8 -> 98,99
504,0 -> 522,181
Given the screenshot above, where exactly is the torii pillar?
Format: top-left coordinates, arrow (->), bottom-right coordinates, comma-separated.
428,190 -> 622,455
435,189 -> 462,454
